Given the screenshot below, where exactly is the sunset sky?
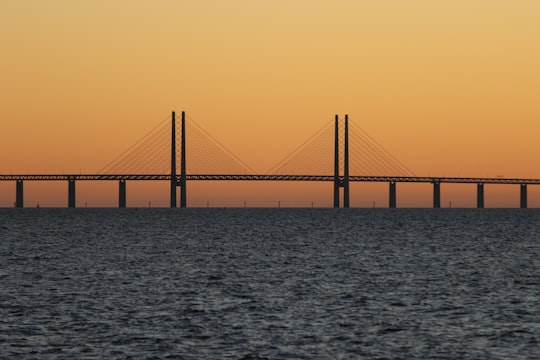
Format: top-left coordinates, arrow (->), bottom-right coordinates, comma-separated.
1,1 -> 540,207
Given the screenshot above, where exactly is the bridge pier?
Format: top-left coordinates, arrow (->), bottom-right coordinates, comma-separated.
389,182 -> 396,208
477,183 -> 484,208
520,184 -> 527,208
16,180 -> 24,208
333,183 -> 340,208
433,181 -> 441,208
68,178 -> 76,208
119,180 -> 126,208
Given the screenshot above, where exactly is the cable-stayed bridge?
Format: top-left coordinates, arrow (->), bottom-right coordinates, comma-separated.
1,111 -> 539,208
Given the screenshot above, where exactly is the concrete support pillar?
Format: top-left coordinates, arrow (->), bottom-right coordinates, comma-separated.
16,180 -> 24,208
520,184 -> 528,209
433,181 -> 441,208
389,182 -> 397,208
119,180 -> 126,208
477,183 -> 484,209
68,178 -> 76,208
333,183 -> 340,208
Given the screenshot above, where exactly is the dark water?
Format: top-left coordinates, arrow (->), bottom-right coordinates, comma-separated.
1,209 -> 539,359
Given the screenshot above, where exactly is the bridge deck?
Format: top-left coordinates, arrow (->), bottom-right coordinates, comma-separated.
1,174 -> 540,185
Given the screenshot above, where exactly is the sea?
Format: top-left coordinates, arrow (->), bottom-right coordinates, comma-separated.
1,208 -> 539,359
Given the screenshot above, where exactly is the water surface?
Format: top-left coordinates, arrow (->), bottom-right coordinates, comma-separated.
1,209 -> 539,358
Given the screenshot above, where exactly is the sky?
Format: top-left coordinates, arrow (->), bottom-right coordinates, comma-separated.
1,1 -> 540,207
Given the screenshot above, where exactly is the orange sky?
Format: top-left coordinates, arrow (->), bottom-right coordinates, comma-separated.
1,1 -> 540,207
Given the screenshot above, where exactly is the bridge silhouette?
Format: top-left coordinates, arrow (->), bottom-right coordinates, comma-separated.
2,111 -> 539,208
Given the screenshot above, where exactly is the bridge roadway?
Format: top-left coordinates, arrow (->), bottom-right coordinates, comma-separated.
1,174 -> 540,185
2,173 -> 538,208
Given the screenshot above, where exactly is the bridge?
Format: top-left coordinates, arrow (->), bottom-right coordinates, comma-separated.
1,111 -> 538,208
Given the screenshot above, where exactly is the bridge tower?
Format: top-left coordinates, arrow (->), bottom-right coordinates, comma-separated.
170,111 -> 187,208
170,111 -> 176,207
180,110 -> 187,208
334,114 -> 350,208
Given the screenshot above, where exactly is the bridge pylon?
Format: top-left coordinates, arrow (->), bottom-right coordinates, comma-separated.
170,111 -> 187,208
334,114 -> 350,208
170,111 -> 176,207
180,110 -> 187,208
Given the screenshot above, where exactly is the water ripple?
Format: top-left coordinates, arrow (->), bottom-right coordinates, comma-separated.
1,208 -> 539,359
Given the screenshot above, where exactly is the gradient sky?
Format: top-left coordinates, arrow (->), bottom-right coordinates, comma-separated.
1,1 -> 540,207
